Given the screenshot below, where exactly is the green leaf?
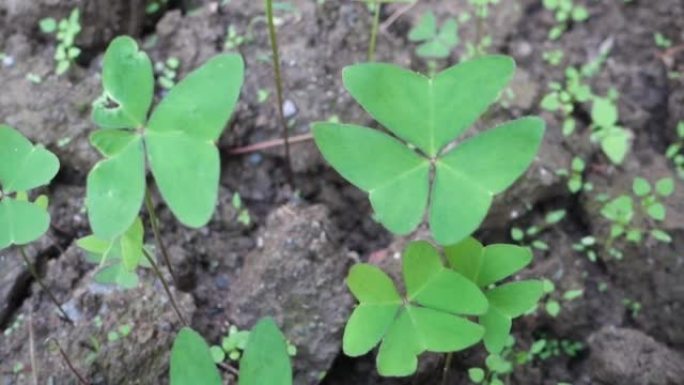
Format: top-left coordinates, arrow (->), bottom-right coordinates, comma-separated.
377,306 -> 483,376
76,235 -> 110,255
600,127 -> 630,165
144,54 -> 244,227
147,54 -> 244,142
416,41 -> 450,59
0,125 -> 60,193
403,241 -> 488,315
632,177 -> 651,197
313,123 -> 429,235
431,118 -> 544,244
445,239 -> 533,288
479,307 -> 512,354
92,36 -> 154,129
239,318 -> 293,385
170,328 -> 222,385
486,281 -> 543,317
146,132 -> 219,228
120,217 -> 144,271
86,136 -> 145,239
646,202 -> 666,221
93,263 -> 139,288
601,195 -> 633,223
39,18 -> 57,33
408,12 -> 437,42
342,55 -> 515,157
651,229 -> 672,243
468,368 -> 485,383
344,264 -> 402,356
0,199 -> 50,250
591,98 -> 618,128
437,19 -> 458,47
655,178 -> 675,197
89,129 -> 140,157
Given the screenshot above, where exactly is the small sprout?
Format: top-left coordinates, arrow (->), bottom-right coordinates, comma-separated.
408,11 -> 459,60
591,97 -> 631,165
40,8 -> 81,75
653,32 -> 672,49
542,49 -> 564,66
468,367 -> 485,383
542,0 -> 589,40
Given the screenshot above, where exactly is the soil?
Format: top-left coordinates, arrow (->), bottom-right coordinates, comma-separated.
0,0 -> 683,384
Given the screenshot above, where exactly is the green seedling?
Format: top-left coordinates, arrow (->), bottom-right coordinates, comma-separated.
343,241 -> 487,376
556,157 -> 593,194
665,121 -> 684,179
533,338 -> 584,360
539,279 -> 583,318
40,8 -> 82,75
622,298 -> 642,318
408,12 -> 458,60
542,0 -> 589,40
572,236 -> 597,262
590,97 -> 631,165
0,125 -> 73,322
155,57 -> 181,90
232,193 -> 252,226
543,49 -> 565,66
225,25 -> 247,50
211,325 -> 250,362
511,209 -> 566,251
540,67 -> 593,136
86,36 -> 244,240
468,337 -> 517,385
77,218 -> 151,289
446,238 -> 543,354
463,0 -> 498,59
314,56 -> 545,245
600,176 -> 675,257
146,0 -> 169,14
654,32 -> 673,49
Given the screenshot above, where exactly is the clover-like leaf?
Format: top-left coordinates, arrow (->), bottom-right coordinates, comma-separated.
87,36 -> 245,239
343,241 -> 487,376
314,56 -> 544,244
239,318 -> 293,385
446,237 -> 542,353
0,125 -> 60,250
0,125 -> 60,194
170,328 -> 222,385
91,36 -> 154,129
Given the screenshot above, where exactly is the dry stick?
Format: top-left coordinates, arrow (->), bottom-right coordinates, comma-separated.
229,133 -> 313,155
144,188 -> 180,288
218,362 -> 240,376
19,247 -> 73,325
368,1 -> 382,61
265,0 -> 295,187
142,248 -> 188,326
47,338 -> 90,385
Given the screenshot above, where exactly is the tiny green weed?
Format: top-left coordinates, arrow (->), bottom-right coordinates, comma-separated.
542,0 -> 589,40
40,8 -> 82,75
665,121 -> 684,179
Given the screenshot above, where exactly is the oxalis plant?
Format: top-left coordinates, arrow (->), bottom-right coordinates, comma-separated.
313,55 -> 545,245
313,55 -> 546,377
83,36 -> 244,323
0,125 -> 73,322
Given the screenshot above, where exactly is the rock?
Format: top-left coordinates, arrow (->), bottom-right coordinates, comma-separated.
229,203 -> 355,385
0,243 -> 195,385
588,327 -> 684,385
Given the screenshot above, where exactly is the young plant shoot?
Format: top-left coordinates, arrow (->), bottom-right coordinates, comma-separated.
313,55 -> 545,245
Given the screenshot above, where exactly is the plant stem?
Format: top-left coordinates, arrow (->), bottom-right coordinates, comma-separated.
48,338 -> 90,385
229,133 -> 313,155
142,248 -> 188,326
19,247 -> 73,325
441,352 -> 453,385
144,188 -> 180,288
29,310 -> 38,385
368,1 -> 382,61
265,0 -> 295,187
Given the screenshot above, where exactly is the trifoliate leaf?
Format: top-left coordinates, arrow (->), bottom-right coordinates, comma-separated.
0,125 -> 60,194
314,56 -> 544,244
